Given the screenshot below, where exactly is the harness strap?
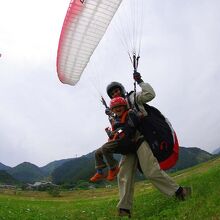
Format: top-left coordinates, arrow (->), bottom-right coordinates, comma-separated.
126,91 -> 133,109
110,111 -> 129,141
133,91 -> 140,112
126,91 -> 140,112
120,110 -> 128,123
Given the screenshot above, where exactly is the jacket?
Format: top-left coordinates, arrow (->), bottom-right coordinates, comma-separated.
126,81 -> 156,116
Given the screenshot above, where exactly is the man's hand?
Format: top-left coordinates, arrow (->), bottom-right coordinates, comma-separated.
133,71 -> 143,84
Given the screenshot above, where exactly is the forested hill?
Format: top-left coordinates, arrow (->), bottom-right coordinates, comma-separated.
51,147 -> 213,184
212,147 -> 220,155
40,158 -> 74,175
7,162 -> 46,183
168,147 -> 213,172
0,162 -> 11,171
0,147 -> 215,185
0,170 -> 19,185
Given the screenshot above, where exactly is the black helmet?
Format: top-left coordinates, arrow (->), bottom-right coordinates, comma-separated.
106,82 -> 126,98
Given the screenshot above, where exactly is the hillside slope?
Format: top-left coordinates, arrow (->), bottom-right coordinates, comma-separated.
168,146 -> 213,172
41,158 -> 74,175
212,147 -> 220,154
51,155 -> 95,184
132,156 -> 220,219
8,162 -> 46,183
0,156 -> 219,219
0,147 -> 214,184
0,162 -> 11,171
0,170 -> 18,185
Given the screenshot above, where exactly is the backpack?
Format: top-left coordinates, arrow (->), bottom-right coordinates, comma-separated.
138,104 -> 179,170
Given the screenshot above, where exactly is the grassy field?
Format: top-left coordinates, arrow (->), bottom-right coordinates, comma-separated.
0,157 -> 220,220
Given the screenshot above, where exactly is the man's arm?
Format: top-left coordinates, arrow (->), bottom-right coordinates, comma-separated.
136,81 -> 156,104
133,71 -> 156,104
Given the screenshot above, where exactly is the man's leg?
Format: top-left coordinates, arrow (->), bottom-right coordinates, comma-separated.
117,153 -> 137,210
137,141 -> 179,196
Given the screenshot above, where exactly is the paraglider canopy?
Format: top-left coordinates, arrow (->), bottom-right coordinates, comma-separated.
57,0 -> 123,86
56,0 -> 144,86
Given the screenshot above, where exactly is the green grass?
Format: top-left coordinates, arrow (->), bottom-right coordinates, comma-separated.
0,157 -> 220,220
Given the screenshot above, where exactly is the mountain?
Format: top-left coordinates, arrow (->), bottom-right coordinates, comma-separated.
41,158 -> 74,175
8,162 -> 46,183
1,146 -> 214,185
0,170 -> 19,185
168,147 -> 213,172
212,147 -> 220,155
51,147 -> 213,185
0,162 -> 11,171
51,155 -> 94,185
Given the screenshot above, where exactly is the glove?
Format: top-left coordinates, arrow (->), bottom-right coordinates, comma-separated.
133,71 -> 143,84
105,107 -> 111,116
105,127 -> 113,138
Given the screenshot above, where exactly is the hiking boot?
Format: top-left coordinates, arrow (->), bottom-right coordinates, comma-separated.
89,173 -> 105,182
175,186 -> 192,201
106,166 -> 120,181
118,208 -> 131,218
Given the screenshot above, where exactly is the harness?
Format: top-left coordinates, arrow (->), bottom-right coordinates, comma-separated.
109,111 -> 129,141
126,92 -> 179,170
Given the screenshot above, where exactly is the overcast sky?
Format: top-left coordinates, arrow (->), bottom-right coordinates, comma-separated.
0,0 -> 220,167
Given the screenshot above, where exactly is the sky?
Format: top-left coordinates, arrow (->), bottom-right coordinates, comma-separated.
0,0 -> 220,167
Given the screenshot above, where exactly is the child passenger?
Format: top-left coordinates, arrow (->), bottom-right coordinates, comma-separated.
90,97 -> 139,182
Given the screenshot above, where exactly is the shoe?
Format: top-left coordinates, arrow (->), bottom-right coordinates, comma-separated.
118,208 -> 131,218
106,166 -> 120,181
89,173 -> 105,182
175,186 -> 192,201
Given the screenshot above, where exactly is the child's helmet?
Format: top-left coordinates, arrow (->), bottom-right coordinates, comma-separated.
110,97 -> 127,110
